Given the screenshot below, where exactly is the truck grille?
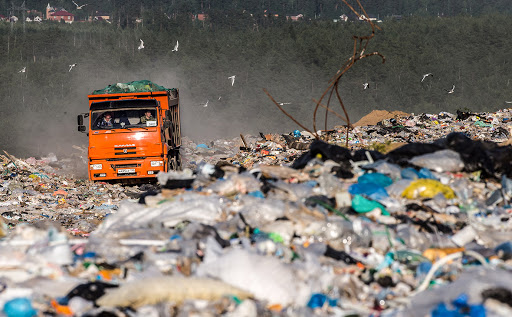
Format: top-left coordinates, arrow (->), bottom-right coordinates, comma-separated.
113,164 -> 139,169
114,147 -> 136,155
106,157 -> 146,161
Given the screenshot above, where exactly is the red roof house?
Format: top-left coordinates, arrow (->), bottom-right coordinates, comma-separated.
48,10 -> 74,23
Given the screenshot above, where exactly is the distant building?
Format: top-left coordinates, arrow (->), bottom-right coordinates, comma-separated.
359,14 -> 381,23
34,16 -> 42,23
263,10 -> 279,18
286,14 -> 303,21
26,17 -> 32,22
0,14 -> 7,21
27,9 -> 43,18
48,10 -> 74,23
192,13 -> 208,21
89,11 -> 111,22
46,3 -> 56,20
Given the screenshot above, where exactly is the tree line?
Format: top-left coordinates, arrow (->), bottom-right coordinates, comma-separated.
1,0 -> 512,25
0,12 -> 511,157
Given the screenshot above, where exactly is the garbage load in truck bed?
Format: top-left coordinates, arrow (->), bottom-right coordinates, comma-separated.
91,80 -> 177,95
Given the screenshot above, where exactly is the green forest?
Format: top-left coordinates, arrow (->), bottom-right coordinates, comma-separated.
1,6 -> 512,157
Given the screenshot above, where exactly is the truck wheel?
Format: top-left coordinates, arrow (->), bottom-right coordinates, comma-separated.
168,151 -> 182,171
168,155 -> 178,171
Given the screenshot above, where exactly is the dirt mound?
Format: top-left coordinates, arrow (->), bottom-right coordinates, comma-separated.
354,110 -> 410,127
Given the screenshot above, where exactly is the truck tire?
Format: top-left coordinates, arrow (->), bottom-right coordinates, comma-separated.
168,150 -> 182,171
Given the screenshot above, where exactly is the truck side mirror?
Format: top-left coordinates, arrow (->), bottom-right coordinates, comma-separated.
78,125 -> 86,132
77,114 -> 83,125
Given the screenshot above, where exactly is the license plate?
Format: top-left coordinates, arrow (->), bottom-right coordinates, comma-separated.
118,168 -> 135,174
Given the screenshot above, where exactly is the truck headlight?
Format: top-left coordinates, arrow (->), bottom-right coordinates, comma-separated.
90,164 -> 103,170
151,161 -> 163,167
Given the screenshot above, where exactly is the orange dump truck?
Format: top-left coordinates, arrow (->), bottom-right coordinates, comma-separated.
77,80 -> 181,181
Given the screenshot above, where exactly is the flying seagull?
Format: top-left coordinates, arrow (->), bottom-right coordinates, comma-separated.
445,85 -> 455,94
172,40 -> 179,52
72,1 -> 88,9
228,75 -> 236,86
202,100 -> 209,107
138,39 -> 144,50
421,73 -> 433,82
505,101 -> 512,104
278,102 -> 291,106
363,82 -> 369,90
18,67 -> 26,73
69,63 -> 77,72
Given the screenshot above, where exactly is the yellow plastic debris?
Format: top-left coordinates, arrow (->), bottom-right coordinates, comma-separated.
402,179 -> 456,199
423,247 -> 465,262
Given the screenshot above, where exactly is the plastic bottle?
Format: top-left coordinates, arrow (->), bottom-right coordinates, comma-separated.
316,172 -> 344,197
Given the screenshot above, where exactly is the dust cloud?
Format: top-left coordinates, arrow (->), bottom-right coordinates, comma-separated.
1,54 -> 363,162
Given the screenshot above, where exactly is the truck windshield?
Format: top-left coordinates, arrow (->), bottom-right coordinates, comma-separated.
91,108 -> 158,130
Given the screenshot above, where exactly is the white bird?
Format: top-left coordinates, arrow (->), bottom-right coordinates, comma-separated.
363,82 -> 369,90
421,73 -> 433,82
18,67 -> 26,73
505,101 -> 512,104
69,63 -> 77,72
138,39 -> 144,50
72,1 -> 87,9
218,96 -> 222,100
228,75 -> 236,86
172,40 -> 179,52
278,102 -> 291,106
202,100 -> 209,107
445,85 -> 455,94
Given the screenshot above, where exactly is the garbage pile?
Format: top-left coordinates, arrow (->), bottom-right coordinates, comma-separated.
2,109 -> 512,316
0,151 -> 141,236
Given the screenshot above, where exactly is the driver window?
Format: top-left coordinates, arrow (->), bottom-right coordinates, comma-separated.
139,110 -> 157,125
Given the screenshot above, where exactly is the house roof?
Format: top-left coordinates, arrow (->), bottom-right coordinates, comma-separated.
51,10 -> 74,17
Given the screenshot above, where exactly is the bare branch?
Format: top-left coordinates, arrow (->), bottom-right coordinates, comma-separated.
263,88 -> 317,138
264,0 -> 385,146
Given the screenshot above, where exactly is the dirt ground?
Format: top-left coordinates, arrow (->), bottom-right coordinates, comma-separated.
353,110 -> 410,127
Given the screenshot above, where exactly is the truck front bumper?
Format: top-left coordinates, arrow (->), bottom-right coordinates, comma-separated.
89,157 -> 165,181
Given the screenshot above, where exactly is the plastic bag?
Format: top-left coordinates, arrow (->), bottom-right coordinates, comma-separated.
358,172 -> 393,187
402,179 -> 456,199
409,149 -> 464,173
348,182 -> 389,201
351,194 -> 389,215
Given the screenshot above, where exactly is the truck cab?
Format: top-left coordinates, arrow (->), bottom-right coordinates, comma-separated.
77,81 -> 181,182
